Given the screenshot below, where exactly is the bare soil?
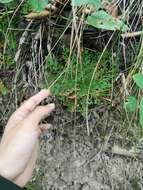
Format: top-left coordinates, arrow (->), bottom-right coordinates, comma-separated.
33,104 -> 143,190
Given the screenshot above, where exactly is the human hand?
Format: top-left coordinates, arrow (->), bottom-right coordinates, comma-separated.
0,90 -> 55,187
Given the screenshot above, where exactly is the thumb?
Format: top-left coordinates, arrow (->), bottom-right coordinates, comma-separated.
27,103 -> 55,125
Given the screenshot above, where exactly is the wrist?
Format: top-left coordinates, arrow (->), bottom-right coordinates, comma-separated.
0,155 -> 15,182
0,166 -> 14,181
0,155 -> 25,187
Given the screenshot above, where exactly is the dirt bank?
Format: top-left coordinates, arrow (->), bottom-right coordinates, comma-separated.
33,105 -> 143,190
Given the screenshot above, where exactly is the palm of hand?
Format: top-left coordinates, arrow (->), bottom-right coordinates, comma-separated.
0,90 -> 55,187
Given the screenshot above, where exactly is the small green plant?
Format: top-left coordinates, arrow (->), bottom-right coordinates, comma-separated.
0,80 -> 8,95
44,47 -> 117,115
125,73 -> 143,128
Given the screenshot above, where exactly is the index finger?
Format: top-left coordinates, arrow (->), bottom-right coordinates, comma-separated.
18,89 -> 51,114
7,90 -> 51,128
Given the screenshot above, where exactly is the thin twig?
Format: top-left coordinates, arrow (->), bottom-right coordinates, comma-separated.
121,31 -> 142,38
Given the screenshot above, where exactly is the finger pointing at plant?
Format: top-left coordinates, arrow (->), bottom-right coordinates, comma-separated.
0,90 -> 55,187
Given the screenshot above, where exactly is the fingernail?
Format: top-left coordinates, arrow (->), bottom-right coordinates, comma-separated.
42,89 -> 51,94
48,103 -> 55,110
42,124 -> 53,130
47,124 -> 53,129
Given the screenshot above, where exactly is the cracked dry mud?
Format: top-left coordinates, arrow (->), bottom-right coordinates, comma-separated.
33,106 -> 143,190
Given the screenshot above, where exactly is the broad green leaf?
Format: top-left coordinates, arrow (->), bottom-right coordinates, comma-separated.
71,0 -> 101,10
140,97 -> 143,128
0,0 -> 13,3
124,96 -> 137,112
133,73 -> 143,90
28,0 -> 49,12
87,10 -> 128,32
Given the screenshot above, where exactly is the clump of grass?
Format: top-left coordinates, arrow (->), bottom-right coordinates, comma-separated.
0,1 -> 25,68
44,47 -> 117,115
